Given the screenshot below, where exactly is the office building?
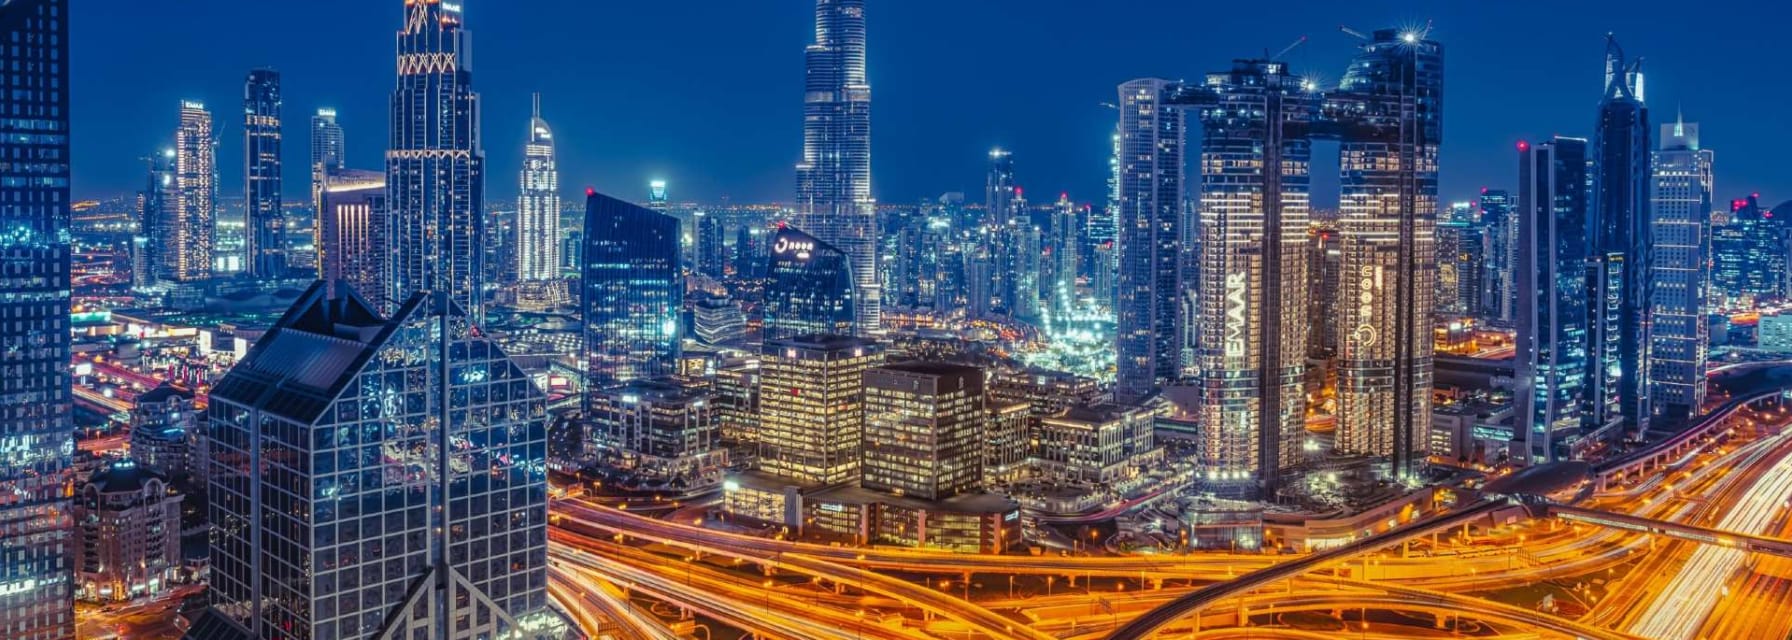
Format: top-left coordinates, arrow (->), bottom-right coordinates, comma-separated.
1031,403 -> 1161,486
0,1 -> 74,635
128,384 -> 198,480
589,380 -> 726,481
758,335 -> 883,485
1589,35 -> 1652,436
243,68 -> 284,278
1113,78 -> 1186,402
984,401 -> 1030,486
695,210 -> 726,279
582,190 -> 682,391
1712,194 -> 1791,307
794,0 -> 878,333
310,108 -> 345,197
692,295 -> 746,345
1330,29 -> 1442,482
138,149 -> 176,288
173,100 -> 216,283
1436,220 -> 1484,316
386,0 -> 484,314
1759,314 -> 1792,352
517,94 -> 560,283
315,169 -> 387,305
1648,116 -> 1713,425
1517,137 -> 1594,463
763,225 -> 856,339
861,362 -> 985,500
715,360 -> 761,446
73,462 -> 182,604
1478,189 -> 1517,323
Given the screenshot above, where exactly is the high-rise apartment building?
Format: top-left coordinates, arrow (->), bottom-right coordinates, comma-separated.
583,190 -> 681,392
758,335 -> 884,485
243,68 -> 284,278
763,225 -> 856,340
1478,189 -> 1517,324
1648,116 -> 1713,425
1329,29 -> 1442,482
138,150 -> 176,288
1436,220 -> 1484,316
861,362 -> 985,500
310,108 -> 344,191
695,211 -> 726,279
1113,78 -> 1186,402
1517,137 -> 1594,463
795,0 -> 878,333
0,1 -> 74,636
386,0 -> 484,314
1187,60 -> 1312,493
173,100 -> 216,283
1589,36 -> 1652,437
315,169 -> 387,305
517,94 -> 560,282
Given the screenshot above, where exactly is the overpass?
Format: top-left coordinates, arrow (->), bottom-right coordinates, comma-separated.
1593,367 -> 1792,490
1549,504 -> 1792,558
1104,498 -> 1512,640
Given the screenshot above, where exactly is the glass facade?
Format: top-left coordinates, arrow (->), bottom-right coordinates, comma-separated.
1113,78 -> 1185,402
1436,220 -> 1484,316
794,0 -> 878,333
861,362 -> 985,500
581,190 -> 682,390
763,225 -> 856,340
1517,138 -> 1593,464
1648,118 -> 1712,425
1590,36 -> 1652,436
206,284 -> 548,640
0,1 -> 74,636
1711,194 -> 1791,307
244,68 -> 284,278
1478,189 -> 1517,324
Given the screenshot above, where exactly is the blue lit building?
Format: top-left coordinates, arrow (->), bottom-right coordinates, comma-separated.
1647,116 -> 1713,426
243,68 -> 284,278
794,0 -> 879,333
1711,194 -> 1792,307
582,190 -> 682,392
1478,189 -> 1516,324
0,1 -> 74,636
1517,137 -> 1593,464
1113,78 -> 1186,403
763,225 -> 857,340
1589,35 -> 1651,436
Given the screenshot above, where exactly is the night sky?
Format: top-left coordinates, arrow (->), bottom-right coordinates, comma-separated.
72,0 -> 1790,210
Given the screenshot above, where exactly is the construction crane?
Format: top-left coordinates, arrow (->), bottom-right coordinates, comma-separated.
1269,35 -> 1308,61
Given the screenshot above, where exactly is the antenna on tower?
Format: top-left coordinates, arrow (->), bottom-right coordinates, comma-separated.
531,92 -> 541,118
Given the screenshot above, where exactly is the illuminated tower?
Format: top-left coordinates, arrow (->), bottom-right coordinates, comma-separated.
1113,78 -> 1185,402
794,0 -> 878,333
1647,114 -> 1712,426
173,100 -> 216,283
243,68 -> 284,278
1478,189 -> 1516,323
310,108 -> 344,194
1188,59 -> 1313,494
582,190 -> 682,390
1517,137 -> 1593,463
1591,35 -> 1652,437
0,1 -> 74,636
517,93 -> 560,282
386,0 -> 485,315
1329,29 -> 1442,481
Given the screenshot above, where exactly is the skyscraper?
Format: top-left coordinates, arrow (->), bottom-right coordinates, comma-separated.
985,148 -> 1015,226
1113,78 -> 1185,402
1648,115 -> 1713,426
205,284 -> 549,640
1329,29 -> 1442,481
695,211 -> 726,279
1435,219 -> 1484,316
794,0 -> 878,334
985,148 -> 1017,312
243,68 -> 284,278
763,224 -> 857,339
1590,35 -> 1651,437
0,1 -> 73,636
1047,193 -> 1080,314
1478,189 -> 1517,324
758,334 -> 883,485
582,190 -> 682,392
139,149 -> 177,288
1711,194 -> 1792,307
173,100 -> 216,283
316,170 -> 387,304
862,362 -> 986,500
517,94 -> 560,282
1517,137 -> 1594,463
1187,60 -> 1312,493
386,0 -> 484,314
310,108 -> 344,203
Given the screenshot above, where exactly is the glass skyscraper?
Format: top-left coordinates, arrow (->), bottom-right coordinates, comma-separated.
1187,59 -> 1313,494
310,107 -> 345,207
1113,78 -> 1186,403
243,68 -> 284,278
795,0 -> 879,334
1590,35 -> 1652,437
206,283 -> 549,640
1711,194 -> 1792,307
581,190 -> 682,391
1517,137 -> 1593,464
0,1 -> 74,636
517,94 -> 560,283
1648,116 -> 1713,426
763,224 -> 857,340
173,100 -> 216,283
1478,189 -> 1517,324
1436,220 -> 1484,316
386,0 -> 484,316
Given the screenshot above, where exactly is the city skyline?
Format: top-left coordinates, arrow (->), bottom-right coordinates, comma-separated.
69,0 -> 1792,207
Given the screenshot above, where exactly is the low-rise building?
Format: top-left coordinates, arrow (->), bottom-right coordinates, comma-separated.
73,461 -> 183,602
1031,403 -> 1162,485
589,379 -> 727,483
129,383 -> 198,479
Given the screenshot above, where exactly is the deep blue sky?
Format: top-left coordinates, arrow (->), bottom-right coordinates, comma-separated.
72,0 -> 1789,210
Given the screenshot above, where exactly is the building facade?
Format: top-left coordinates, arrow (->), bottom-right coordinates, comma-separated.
794,0 -> 878,333
757,335 -> 883,485
1589,36 -> 1653,437
128,384 -> 198,480
316,170 -> 387,305
0,1 -> 74,635
243,68 -> 284,278
1711,194 -> 1791,308
1436,220 -> 1484,317
861,362 -> 985,500
73,462 -> 182,603
310,108 -> 345,200
582,190 -> 682,391
1478,189 -> 1517,324
516,94 -> 560,283
762,225 -> 856,339
1517,138 -> 1594,464
1113,78 -> 1186,402
173,100 -> 216,283
1647,117 -> 1712,425
589,380 -> 726,482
